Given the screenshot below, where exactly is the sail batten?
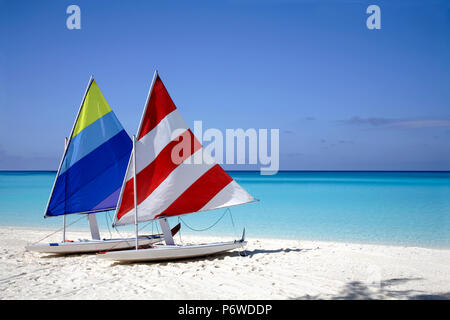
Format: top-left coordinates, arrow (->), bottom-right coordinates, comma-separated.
45,79 -> 132,217
113,72 -> 255,227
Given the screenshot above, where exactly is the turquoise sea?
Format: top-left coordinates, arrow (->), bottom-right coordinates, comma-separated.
0,171 -> 449,248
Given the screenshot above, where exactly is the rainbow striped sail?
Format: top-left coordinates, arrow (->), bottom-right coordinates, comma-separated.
45,78 -> 132,217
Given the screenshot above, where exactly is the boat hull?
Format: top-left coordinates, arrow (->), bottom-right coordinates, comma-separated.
97,240 -> 247,262
25,236 -> 163,254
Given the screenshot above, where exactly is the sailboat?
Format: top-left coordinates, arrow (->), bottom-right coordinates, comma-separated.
25,77 -> 179,254
98,71 -> 256,262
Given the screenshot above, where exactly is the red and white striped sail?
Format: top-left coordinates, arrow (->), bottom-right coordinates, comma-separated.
113,72 -> 255,226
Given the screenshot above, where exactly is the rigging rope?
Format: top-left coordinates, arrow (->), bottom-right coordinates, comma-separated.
32,214 -> 87,245
178,208 -> 230,232
104,216 -> 165,253
227,208 -> 247,257
112,218 -> 155,239
178,208 -> 247,256
177,216 -> 184,244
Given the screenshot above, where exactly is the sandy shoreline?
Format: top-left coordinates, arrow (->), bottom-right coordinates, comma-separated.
0,226 -> 449,300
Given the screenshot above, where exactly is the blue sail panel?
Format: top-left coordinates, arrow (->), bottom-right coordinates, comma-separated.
46,130 -> 131,216
59,111 -> 124,175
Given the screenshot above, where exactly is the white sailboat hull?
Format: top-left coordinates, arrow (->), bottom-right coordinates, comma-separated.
25,236 -> 163,254
97,240 -> 247,262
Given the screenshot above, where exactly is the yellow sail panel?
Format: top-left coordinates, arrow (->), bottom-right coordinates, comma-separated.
72,80 -> 112,138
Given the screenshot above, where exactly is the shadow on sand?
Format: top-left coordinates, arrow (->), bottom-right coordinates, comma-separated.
294,277 -> 450,300
39,253 -> 87,259
243,247 -> 308,257
109,246 -> 307,266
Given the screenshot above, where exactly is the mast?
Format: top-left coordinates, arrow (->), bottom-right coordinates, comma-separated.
133,135 -> 139,250
112,70 -> 159,228
130,70 -> 159,248
62,137 -> 69,242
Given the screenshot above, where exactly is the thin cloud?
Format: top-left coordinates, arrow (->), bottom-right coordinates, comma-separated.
340,117 -> 450,128
393,120 -> 450,128
342,117 -> 394,126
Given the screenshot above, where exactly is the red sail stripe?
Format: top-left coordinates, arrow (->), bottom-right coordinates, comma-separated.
156,164 -> 233,218
117,129 -> 202,219
116,177 -> 135,220
137,75 -> 177,140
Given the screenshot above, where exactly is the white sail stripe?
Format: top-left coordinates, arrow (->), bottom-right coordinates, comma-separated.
199,180 -> 255,212
115,148 -> 215,226
135,109 -> 188,175
121,109 -> 188,183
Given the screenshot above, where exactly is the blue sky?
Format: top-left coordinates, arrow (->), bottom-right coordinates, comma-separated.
1,0 -> 449,170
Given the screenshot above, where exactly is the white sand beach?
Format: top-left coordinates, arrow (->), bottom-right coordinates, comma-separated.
0,226 -> 449,300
